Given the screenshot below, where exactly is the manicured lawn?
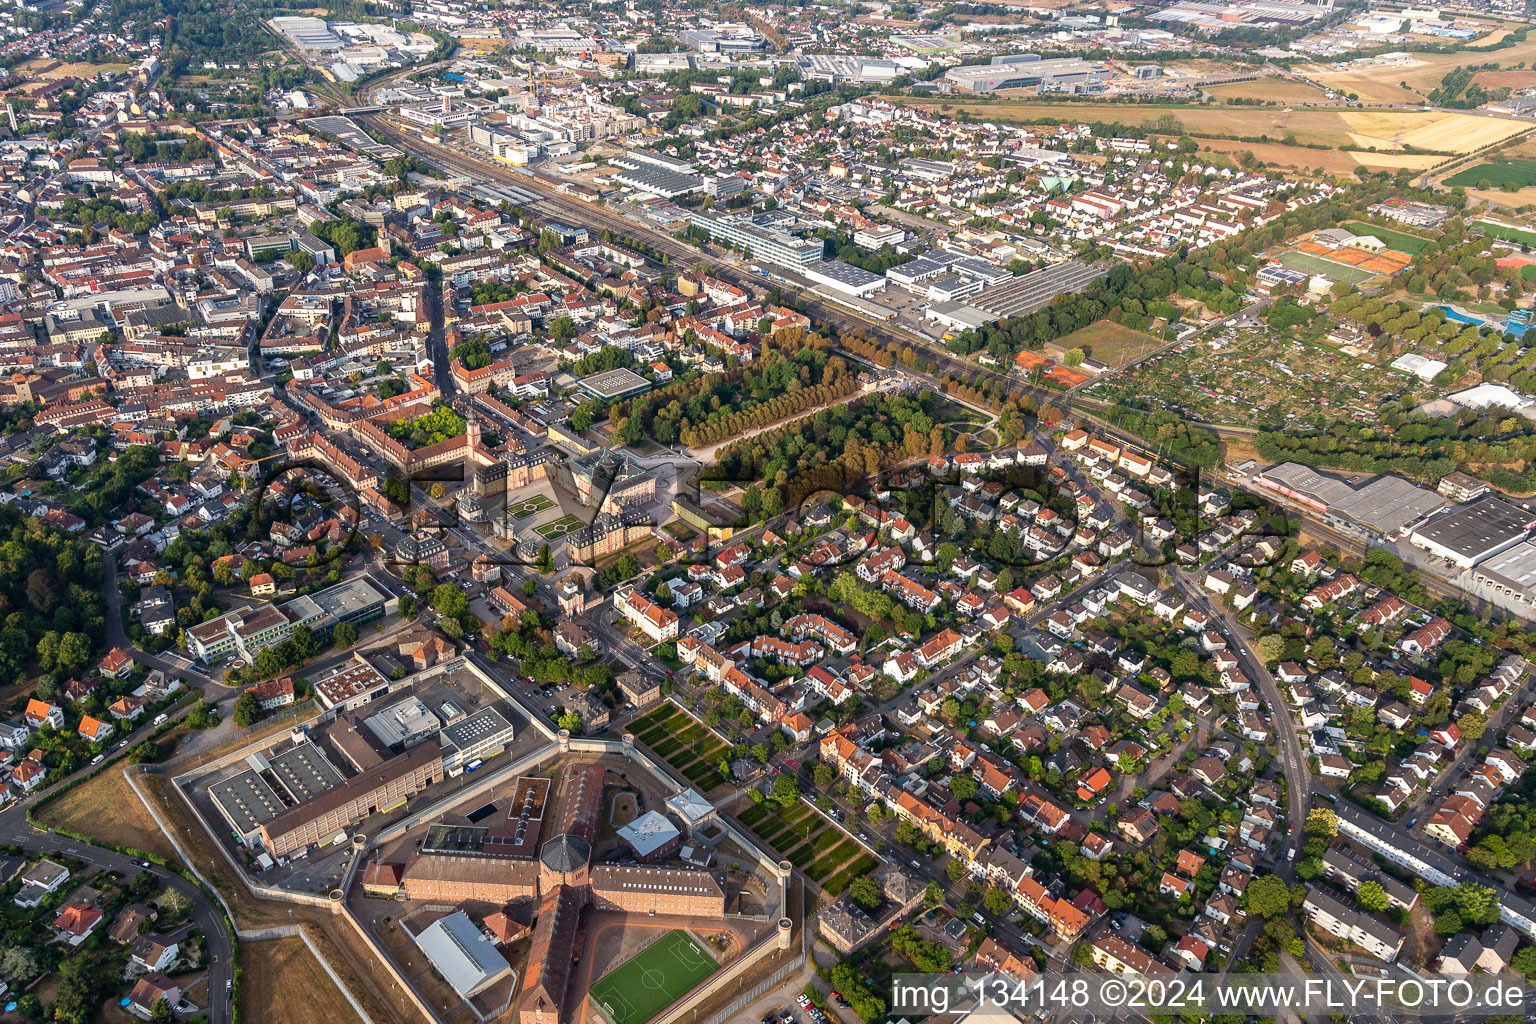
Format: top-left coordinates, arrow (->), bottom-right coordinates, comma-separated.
1477,220 -> 1536,246
589,930 -> 719,1024
1341,221 -> 1433,254
510,495 -> 555,520
739,798 -> 868,890
807,840 -> 860,880
630,706 -> 728,790
535,514 -> 586,539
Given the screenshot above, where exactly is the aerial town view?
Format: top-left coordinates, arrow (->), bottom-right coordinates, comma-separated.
18,0 -> 1536,1019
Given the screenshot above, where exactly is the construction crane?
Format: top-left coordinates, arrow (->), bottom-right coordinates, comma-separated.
235,450 -> 291,492
527,64 -> 556,106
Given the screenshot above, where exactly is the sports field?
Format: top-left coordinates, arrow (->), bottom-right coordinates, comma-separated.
1444,159 -> 1536,189
1052,321 -> 1164,368
1476,220 -> 1536,246
1276,249 -> 1377,285
1340,221 -> 1434,254
589,930 -> 718,1024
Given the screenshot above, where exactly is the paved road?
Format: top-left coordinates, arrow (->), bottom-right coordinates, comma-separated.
0,786 -> 234,1023
104,557 -> 215,690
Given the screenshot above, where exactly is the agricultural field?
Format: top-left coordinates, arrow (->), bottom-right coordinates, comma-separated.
736,799 -> 878,896
1341,222 -> 1434,254
589,930 -> 719,1024
1444,159 -> 1536,189
629,703 -> 730,791
1308,33 -> 1536,99
1340,110 -> 1526,152
1276,249 -> 1379,285
1052,321 -> 1165,368
1192,138 -> 1427,175
1202,76 -> 1332,104
1080,327 -> 1430,430
1473,70 -> 1536,90
888,97 -> 1527,154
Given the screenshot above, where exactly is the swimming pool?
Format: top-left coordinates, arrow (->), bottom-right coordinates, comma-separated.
1439,305 -> 1531,338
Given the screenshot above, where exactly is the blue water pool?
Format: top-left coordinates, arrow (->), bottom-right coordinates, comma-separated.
1439,305 -> 1532,337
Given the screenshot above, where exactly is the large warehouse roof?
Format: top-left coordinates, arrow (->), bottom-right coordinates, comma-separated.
1411,497 -> 1536,564
415,911 -> 512,998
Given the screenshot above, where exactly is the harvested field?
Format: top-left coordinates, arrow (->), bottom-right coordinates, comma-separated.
889,97 -> 1524,154
1341,151 -> 1442,170
1309,72 -> 1427,105
1474,70 -> 1536,90
1193,139 -> 1384,175
1340,110 -> 1528,152
1203,77 -> 1331,104
239,936 -> 364,1024
1466,185 -> 1536,209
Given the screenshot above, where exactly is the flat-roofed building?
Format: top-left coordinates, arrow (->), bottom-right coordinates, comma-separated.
209,739 -> 346,846
686,210 -> 823,273
615,809 -> 681,862
414,910 -> 514,1000
1256,463 -> 1447,537
1466,539 -> 1536,615
576,368 -> 653,402
364,697 -> 440,751
1410,497 -> 1536,569
313,661 -> 394,712
944,55 -> 1110,94
258,739 -> 445,856
1303,885 -> 1406,962
440,706 -> 516,773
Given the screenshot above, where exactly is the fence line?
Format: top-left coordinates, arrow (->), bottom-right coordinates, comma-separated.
698,958 -> 805,1024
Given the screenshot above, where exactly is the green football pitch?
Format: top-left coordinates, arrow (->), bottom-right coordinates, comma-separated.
589,930 -> 719,1024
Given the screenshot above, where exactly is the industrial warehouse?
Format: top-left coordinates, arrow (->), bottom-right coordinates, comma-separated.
943,54 -> 1111,94
1254,462 -> 1449,538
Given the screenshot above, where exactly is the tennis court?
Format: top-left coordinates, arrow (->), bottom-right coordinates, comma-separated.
589,930 -> 719,1024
